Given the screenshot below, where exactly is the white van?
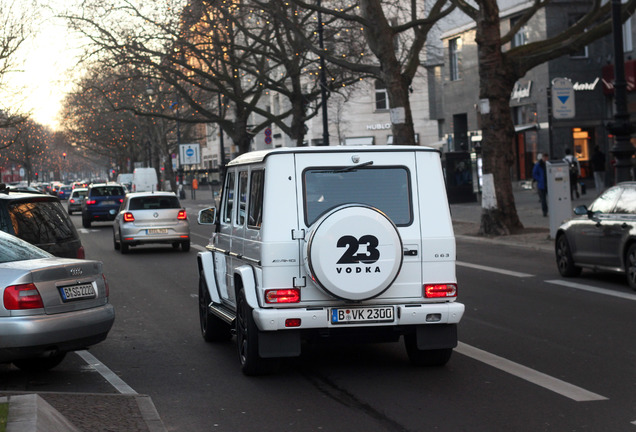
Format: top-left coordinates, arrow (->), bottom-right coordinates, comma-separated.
197,146 -> 464,375
116,173 -> 134,187
132,168 -> 158,192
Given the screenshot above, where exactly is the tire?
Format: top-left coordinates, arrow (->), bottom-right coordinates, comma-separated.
13,353 -> 66,372
121,240 -> 129,254
82,215 -> 91,228
626,243 -> 636,291
404,334 -> 452,367
236,288 -> 276,375
305,205 -> 403,301
199,277 -> 231,342
181,241 -> 191,252
113,231 -> 120,250
555,234 -> 582,277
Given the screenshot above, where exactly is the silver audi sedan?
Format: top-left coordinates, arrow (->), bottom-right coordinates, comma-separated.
0,231 -> 115,371
112,191 -> 190,253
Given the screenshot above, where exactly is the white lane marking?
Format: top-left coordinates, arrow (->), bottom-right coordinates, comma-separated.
456,342 -> 607,402
193,244 -> 207,252
457,261 -> 533,278
76,350 -> 138,395
546,279 -> 636,301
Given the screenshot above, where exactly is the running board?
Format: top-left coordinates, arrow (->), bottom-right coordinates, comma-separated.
209,303 -> 236,325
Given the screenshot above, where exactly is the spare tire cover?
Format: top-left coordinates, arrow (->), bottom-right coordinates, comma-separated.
305,205 -> 403,301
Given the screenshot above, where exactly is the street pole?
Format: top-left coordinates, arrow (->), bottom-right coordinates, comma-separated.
317,0 -> 330,146
607,0 -> 635,183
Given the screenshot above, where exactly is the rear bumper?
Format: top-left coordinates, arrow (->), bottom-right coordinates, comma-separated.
252,302 -> 464,331
0,304 -> 115,362
120,224 -> 190,245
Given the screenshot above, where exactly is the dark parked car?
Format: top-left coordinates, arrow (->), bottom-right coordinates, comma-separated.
57,185 -> 72,200
555,182 -> 636,290
0,184 -> 85,259
82,184 -> 126,228
0,230 -> 114,371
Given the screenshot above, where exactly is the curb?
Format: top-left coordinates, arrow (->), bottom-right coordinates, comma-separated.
2,393 -> 167,432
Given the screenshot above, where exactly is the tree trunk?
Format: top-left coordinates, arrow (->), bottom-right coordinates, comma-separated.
475,0 -> 523,235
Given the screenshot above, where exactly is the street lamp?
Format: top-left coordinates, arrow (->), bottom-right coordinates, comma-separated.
145,85 -> 157,169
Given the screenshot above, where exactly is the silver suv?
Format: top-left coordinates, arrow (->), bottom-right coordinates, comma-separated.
197,146 -> 464,375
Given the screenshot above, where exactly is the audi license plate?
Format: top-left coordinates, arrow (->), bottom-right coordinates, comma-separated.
330,306 -> 394,324
60,283 -> 96,301
147,228 -> 168,234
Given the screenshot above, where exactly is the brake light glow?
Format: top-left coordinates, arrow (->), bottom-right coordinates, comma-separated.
70,199 -> 76,204
265,289 -> 300,304
123,212 -> 135,222
85,199 -> 97,205
177,210 -> 187,220
3,283 -> 44,310
424,284 -> 457,298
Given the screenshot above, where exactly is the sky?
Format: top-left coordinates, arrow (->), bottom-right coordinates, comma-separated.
2,2 -> 82,131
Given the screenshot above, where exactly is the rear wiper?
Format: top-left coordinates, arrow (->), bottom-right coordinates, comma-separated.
333,161 -> 374,173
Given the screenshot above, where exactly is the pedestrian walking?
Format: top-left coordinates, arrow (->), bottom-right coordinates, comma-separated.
191,177 -> 198,200
590,145 -> 606,194
563,148 -> 580,200
532,153 -> 549,217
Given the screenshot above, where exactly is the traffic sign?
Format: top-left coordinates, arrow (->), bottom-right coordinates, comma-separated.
552,78 -> 575,119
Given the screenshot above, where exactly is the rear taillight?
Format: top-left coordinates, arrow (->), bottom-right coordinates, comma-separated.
424,284 -> 457,298
77,246 -> 85,259
102,274 -> 109,298
177,210 -> 187,220
70,199 -> 75,204
123,212 -> 135,222
3,283 -> 44,310
85,199 -> 97,205
265,289 -> 301,304
118,198 -> 123,203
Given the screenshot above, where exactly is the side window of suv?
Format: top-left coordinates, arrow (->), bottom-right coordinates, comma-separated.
237,171 -> 248,226
223,172 -> 235,224
248,170 -> 264,229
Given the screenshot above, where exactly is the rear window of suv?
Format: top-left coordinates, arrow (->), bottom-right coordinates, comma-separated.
7,200 -> 77,244
303,166 -> 412,226
90,186 -> 125,197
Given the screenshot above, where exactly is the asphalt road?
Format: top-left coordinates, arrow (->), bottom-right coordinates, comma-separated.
2,203 -> 635,431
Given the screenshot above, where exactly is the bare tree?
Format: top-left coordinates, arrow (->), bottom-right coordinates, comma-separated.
451,0 -> 636,235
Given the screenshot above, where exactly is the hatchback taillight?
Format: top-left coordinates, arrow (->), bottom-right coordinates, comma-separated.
424,284 -> 457,298
3,283 -> 44,310
123,212 -> 135,222
177,210 -> 187,220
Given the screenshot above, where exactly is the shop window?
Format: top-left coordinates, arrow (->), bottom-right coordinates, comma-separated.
510,16 -> 527,48
572,128 -> 590,161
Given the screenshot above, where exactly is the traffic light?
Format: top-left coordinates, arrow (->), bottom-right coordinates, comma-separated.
35,172 -> 38,180
62,152 -> 67,160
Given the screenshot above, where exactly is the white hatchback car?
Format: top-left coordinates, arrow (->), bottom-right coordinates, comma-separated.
198,146 -> 464,375
113,192 -> 190,253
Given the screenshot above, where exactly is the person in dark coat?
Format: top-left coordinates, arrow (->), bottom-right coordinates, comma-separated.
590,145 -> 606,194
532,153 -> 549,217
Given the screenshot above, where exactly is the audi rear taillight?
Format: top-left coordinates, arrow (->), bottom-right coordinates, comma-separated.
77,246 -> 85,259
102,274 -> 110,298
177,210 -> 187,220
3,283 -> 44,310
265,289 -> 300,304
123,212 -> 135,222
424,284 -> 457,298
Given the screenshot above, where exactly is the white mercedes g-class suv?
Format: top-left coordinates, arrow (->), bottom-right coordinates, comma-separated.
197,146 -> 464,375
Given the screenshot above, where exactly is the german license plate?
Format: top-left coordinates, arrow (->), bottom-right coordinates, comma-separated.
60,283 -> 96,301
330,306 -> 394,324
102,200 -> 115,205
147,228 -> 168,234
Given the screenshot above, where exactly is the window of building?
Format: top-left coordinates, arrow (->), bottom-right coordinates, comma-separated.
510,16 -> 527,48
449,37 -> 460,81
568,14 -> 588,58
375,80 -> 389,110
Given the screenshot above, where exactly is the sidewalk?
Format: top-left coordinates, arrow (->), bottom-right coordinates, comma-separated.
450,180 -> 594,252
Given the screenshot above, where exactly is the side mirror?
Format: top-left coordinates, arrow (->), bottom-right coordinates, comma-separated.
198,207 -> 217,225
573,205 -> 588,216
